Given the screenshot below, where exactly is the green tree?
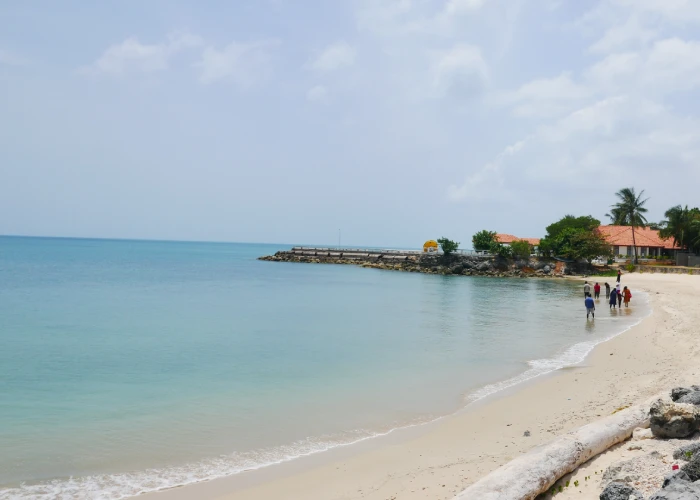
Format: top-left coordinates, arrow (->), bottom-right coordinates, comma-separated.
659,205 -> 700,251
538,215 -> 611,262
472,230 -> 497,251
545,215 -> 600,239
489,241 -> 513,258
609,187 -> 649,264
437,237 -> 460,255
536,238 -> 553,258
605,207 -> 623,225
539,215 -> 600,258
691,218 -> 700,253
510,240 -> 532,259
570,231 -> 613,263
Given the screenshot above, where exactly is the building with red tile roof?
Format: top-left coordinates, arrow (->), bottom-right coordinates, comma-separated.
495,234 -> 541,246
597,225 -> 679,257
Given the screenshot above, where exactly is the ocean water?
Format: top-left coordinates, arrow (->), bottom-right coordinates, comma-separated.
0,237 -> 649,499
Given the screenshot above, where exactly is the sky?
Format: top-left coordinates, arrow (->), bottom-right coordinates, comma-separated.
1,0 -> 699,248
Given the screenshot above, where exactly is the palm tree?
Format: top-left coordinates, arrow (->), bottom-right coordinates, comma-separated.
691,221 -> 700,254
660,205 -> 693,250
605,206 -> 623,224
689,209 -> 700,254
610,188 -> 649,264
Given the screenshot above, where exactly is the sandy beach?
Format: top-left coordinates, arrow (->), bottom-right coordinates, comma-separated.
147,273 -> 700,500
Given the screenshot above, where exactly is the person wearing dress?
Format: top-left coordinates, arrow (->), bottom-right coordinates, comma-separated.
609,288 -> 617,309
623,286 -> 632,307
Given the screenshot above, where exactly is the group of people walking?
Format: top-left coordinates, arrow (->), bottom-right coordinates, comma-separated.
584,270 -> 632,319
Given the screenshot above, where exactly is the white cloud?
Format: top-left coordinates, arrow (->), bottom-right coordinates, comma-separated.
432,44 -> 488,98
92,38 -> 169,74
444,0 -> 487,16
501,34 -> 700,123
355,0 -> 418,37
306,85 -> 329,102
196,41 -> 277,86
585,51 -> 642,88
582,0 -> 700,56
614,0 -> 700,23
447,140 -> 525,201
586,38 -> 700,94
356,0 -> 488,38
448,0 -> 700,208
448,94 -> 700,202
644,38 -> 700,89
308,42 -> 356,72
589,15 -> 657,53
85,33 -> 202,76
502,72 -> 590,117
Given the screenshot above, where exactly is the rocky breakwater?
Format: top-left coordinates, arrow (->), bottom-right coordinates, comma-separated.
259,248 -> 562,278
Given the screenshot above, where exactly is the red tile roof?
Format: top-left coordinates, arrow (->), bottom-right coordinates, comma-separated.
495,234 -> 541,246
597,225 -> 680,249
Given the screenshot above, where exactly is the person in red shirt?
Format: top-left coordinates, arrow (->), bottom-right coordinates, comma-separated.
594,282 -> 601,299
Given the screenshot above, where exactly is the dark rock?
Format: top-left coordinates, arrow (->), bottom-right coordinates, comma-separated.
650,399 -> 700,439
683,453 -> 700,482
600,481 -> 645,500
672,387 -> 700,402
679,393 -> 700,406
674,443 -> 700,461
543,265 -> 551,273
662,470 -> 691,488
649,479 -> 700,499
476,261 -> 491,272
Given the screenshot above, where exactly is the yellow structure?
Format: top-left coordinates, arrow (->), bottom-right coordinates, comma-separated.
423,240 -> 439,253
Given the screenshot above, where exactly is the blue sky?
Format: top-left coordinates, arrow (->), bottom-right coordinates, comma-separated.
2,0 -> 699,247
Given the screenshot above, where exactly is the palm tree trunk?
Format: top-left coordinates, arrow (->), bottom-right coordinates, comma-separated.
632,225 -> 638,264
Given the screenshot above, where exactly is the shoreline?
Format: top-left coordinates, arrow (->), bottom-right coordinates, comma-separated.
2,276 -> 642,499
144,273 -> 700,500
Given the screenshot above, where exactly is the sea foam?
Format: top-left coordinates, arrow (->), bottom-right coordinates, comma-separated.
1,292 -> 650,500
468,291 -> 651,402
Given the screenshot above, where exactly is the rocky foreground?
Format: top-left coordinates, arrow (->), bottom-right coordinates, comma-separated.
553,386 -> 700,500
259,250 -> 578,278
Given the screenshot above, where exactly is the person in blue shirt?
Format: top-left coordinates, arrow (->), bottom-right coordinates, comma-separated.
585,296 -> 595,319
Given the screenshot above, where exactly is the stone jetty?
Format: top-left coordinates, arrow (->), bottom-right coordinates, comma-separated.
258,247 -> 567,278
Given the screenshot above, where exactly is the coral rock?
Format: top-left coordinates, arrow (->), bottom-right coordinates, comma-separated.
650,400 -> 700,439
600,481 -> 645,500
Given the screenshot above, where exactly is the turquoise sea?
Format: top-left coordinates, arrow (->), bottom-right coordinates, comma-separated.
0,236 -> 649,499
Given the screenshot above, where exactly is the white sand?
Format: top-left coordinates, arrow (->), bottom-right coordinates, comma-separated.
147,273 -> 700,500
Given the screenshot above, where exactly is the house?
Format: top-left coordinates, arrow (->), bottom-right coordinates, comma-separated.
495,234 -> 541,247
597,225 -> 680,258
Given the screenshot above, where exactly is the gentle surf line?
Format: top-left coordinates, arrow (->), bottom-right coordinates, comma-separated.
469,290 -> 651,403
0,294 -> 651,500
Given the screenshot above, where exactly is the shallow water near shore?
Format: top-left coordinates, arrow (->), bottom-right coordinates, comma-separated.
0,236 -> 649,499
